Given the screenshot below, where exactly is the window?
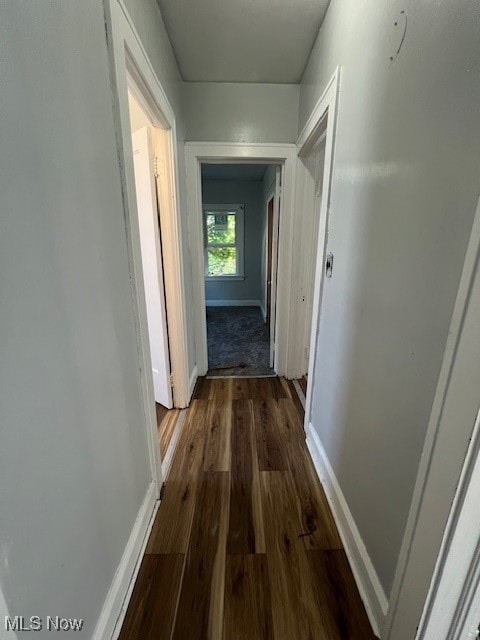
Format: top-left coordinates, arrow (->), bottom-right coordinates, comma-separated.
203,204 -> 244,279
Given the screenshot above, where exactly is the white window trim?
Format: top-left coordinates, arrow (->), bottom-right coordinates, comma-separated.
203,203 -> 245,280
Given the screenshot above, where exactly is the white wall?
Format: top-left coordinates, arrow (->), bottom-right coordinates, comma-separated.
123,0 -> 197,380
0,2 -> 152,637
182,82 -> 300,143
301,0 -> 480,600
202,180 -> 264,302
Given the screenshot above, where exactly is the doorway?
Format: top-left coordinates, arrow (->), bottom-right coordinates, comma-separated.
201,163 -> 280,376
128,92 -> 172,410
266,197 -> 274,329
126,90 -> 181,465
296,69 -> 339,434
108,16 -> 192,492
185,143 -> 297,379
295,132 -> 327,407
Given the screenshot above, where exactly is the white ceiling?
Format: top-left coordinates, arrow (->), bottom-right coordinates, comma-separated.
157,0 -> 330,83
201,163 -> 271,181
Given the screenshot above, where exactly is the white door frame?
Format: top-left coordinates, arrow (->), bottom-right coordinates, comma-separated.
131,126 -> 173,409
185,143 -> 297,376
419,404 -> 480,640
105,0 -> 190,490
298,67 -> 340,426
270,168 -> 281,368
384,197 -> 480,640
263,189 -> 276,321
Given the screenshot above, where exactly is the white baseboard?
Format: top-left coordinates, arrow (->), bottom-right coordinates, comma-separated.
306,423 -> 388,637
205,299 -> 261,307
92,482 -> 158,640
188,365 -> 198,403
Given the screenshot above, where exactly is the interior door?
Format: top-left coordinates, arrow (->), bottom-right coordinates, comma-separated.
304,122 -> 333,430
269,167 -> 281,368
266,197 -> 274,327
132,126 -> 173,408
303,142 -> 326,372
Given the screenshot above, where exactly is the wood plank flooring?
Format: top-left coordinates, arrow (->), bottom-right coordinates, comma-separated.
120,377 -> 376,640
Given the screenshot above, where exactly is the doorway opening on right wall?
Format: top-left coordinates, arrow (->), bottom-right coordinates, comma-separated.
295,133 -> 327,406
294,69 -> 340,419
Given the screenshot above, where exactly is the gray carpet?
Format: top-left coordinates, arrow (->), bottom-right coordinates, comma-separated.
206,306 -> 273,376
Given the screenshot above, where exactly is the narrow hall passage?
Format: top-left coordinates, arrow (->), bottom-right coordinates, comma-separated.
119,377 -> 376,640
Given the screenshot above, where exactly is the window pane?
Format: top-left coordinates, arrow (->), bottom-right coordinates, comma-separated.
206,213 -> 236,244
207,247 -> 237,276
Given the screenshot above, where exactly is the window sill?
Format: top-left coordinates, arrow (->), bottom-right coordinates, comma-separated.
205,276 -> 245,282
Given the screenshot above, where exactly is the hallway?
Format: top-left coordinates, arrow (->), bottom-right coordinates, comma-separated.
119,377 -> 375,639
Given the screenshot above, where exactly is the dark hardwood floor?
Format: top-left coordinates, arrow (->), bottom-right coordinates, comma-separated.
121,378 -> 376,640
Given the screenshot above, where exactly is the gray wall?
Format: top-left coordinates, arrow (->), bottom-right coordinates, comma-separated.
0,1 -> 186,636
183,82 -> 299,143
301,0 -> 480,595
202,180 -> 265,302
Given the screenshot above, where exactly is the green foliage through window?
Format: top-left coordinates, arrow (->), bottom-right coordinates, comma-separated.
206,213 -> 235,244
207,247 -> 237,276
204,209 -> 240,277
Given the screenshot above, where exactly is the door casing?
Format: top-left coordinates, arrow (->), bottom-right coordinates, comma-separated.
266,197 -> 274,328
131,125 -> 173,409
185,143 -> 297,377
105,0 -> 191,495
384,196 -> 480,640
297,68 -> 341,433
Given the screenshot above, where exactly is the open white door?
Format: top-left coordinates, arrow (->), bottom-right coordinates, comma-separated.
302,142 -> 326,372
132,126 -> 173,408
269,167 -> 281,368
